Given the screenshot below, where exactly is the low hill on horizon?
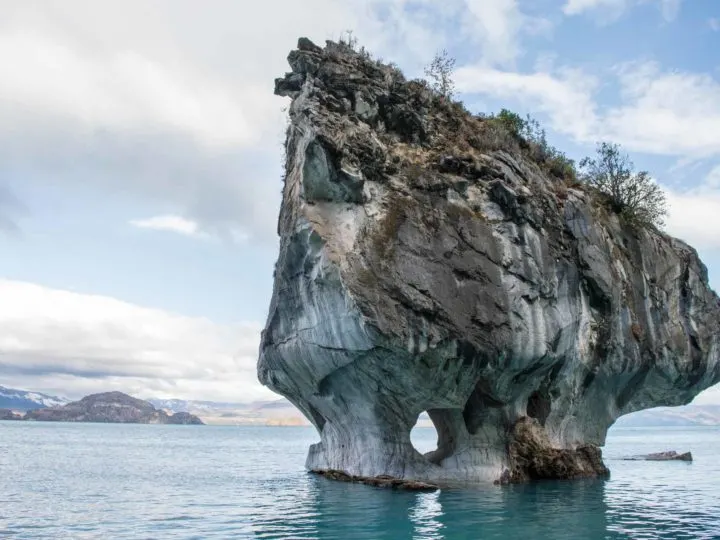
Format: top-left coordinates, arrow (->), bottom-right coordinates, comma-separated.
22,391 -> 204,425
4,384 -> 720,427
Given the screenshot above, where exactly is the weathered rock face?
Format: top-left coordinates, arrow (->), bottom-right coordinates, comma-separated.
258,38 -> 720,484
23,392 -> 204,425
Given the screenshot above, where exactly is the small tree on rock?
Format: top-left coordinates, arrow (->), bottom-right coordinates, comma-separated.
579,142 -> 667,227
424,50 -> 456,98
339,29 -> 358,51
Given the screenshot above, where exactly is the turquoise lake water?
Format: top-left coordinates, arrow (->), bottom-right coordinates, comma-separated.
1,422 -> 718,539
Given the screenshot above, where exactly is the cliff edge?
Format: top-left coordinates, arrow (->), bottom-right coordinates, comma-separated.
258,38 -> 720,484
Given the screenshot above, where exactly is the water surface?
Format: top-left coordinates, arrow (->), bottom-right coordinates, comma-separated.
1,422 -> 718,538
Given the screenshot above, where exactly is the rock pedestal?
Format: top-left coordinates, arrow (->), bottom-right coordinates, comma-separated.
258,38 -> 720,484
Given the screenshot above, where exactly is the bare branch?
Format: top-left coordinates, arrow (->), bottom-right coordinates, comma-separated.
424,50 -> 456,98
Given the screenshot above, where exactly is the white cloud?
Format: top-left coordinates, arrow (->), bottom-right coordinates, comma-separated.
130,215 -> 251,243
455,65 -> 599,140
563,0 -> 626,16
460,0 -> 555,67
0,0 -> 348,244
0,31 -> 272,151
563,0 -> 682,21
462,0 -> 523,66
456,61 -> 720,159
0,0 -> 546,243
130,215 -> 202,238
710,18 -> 720,32
603,63 -> 720,156
665,165 -> 720,250
0,279 -> 274,402
657,0 -> 682,21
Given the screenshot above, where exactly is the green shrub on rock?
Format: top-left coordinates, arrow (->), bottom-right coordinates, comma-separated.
579,142 -> 668,228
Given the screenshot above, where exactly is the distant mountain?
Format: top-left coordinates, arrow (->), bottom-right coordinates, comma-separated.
614,405 -> 720,427
149,397 -> 310,426
7,382 -> 718,427
0,385 -> 69,411
150,399 -> 720,427
24,392 -> 204,425
149,398 -> 249,414
0,408 -> 23,420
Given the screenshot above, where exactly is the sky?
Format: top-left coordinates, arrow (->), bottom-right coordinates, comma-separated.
1,0 -> 719,404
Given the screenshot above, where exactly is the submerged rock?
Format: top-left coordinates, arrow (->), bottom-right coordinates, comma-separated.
258,38 -> 720,484
645,451 -> 693,461
624,451 -> 693,462
23,392 -> 204,425
311,469 -> 439,491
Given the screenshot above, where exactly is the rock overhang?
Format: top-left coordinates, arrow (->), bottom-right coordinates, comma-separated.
258,37 -> 720,484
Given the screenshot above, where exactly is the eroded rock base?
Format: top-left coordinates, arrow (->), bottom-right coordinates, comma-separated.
311,469 -> 440,491
498,418 -> 610,484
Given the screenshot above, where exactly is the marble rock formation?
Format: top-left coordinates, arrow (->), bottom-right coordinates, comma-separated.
258,38 -> 720,484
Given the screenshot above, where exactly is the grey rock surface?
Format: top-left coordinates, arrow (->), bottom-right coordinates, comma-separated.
258,38 -> 720,484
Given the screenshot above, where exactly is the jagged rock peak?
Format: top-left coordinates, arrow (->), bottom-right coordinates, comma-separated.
259,37 -> 720,484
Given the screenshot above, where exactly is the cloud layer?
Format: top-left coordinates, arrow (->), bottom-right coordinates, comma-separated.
666,166 -> 720,250
0,0 -> 558,244
0,279 -> 273,402
456,61 -> 720,159
130,215 -> 203,238
563,0 -> 682,21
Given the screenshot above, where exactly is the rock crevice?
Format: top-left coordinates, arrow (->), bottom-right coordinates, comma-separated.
258,38 -> 720,484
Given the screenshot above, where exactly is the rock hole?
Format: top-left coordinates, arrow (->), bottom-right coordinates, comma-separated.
526,390 -> 550,425
413,409 -> 463,466
410,411 -> 438,456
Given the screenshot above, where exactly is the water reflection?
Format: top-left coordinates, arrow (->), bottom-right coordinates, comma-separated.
4,424 -> 718,539
409,490 -> 443,538
603,463 -> 719,539
250,426 -> 720,539
252,475 -> 615,539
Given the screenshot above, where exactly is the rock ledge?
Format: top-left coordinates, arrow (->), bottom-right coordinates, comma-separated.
311,470 -> 439,491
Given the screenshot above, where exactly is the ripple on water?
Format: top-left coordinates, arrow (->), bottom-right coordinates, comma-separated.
1,423 -> 719,539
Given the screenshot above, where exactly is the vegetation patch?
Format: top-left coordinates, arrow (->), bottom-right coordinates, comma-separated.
579,142 -> 667,228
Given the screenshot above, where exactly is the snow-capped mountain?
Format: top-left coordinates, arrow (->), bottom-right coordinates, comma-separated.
148,398 -> 248,413
0,385 -> 70,411
148,397 -> 310,425
7,386 -> 717,427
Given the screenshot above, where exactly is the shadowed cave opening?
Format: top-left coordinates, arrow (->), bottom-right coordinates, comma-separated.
526,390 -> 551,426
